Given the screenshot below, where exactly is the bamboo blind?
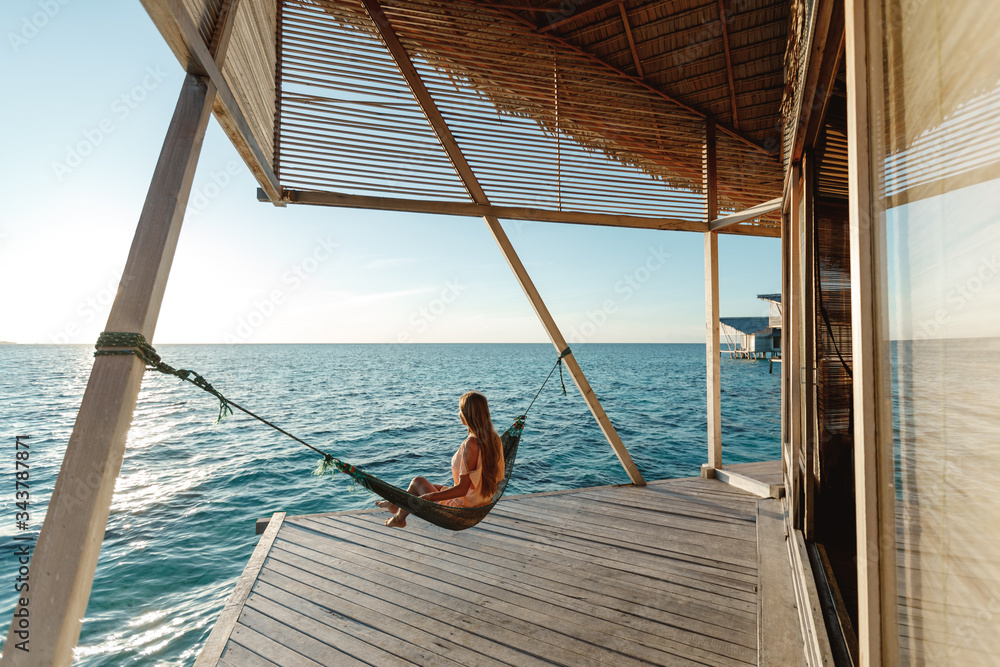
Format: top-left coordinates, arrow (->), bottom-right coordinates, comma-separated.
220,0 -> 278,169
816,127 -> 848,199
278,0 -> 471,199
175,0 -> 278,172
181,0 -> 224,48
813,202 -> 853,503
274,0 -> 784,222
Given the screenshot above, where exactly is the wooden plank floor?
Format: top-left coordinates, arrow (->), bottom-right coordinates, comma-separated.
198,468 -> 804,666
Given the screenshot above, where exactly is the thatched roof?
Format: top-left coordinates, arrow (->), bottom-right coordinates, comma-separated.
273,0 -> 786,231
147,0 -> 790,234
721,316 -> 771,335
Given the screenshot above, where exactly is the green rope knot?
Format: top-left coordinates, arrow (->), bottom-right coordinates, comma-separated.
313,454 -> 339,478
557,351 -> 569,395
313,453 -> 371,493
94,331 -> 233,422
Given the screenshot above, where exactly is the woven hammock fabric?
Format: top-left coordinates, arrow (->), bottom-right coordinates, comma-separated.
343,417 -> 524,531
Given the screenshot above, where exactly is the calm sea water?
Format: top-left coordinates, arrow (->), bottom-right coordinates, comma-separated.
0,343 -> 778,664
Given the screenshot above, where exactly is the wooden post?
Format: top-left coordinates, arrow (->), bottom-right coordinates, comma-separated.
780,197 -> 791,488
703,119 -> 722,475
788,164 -> 802,528
0,3 -> 240,663
846,0 -> 897,663
704,232 -> 721,473
361,0 -> 644,485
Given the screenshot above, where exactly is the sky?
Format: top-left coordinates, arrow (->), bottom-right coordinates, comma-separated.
0,0 -> 779,345
885,179 -> 1000,341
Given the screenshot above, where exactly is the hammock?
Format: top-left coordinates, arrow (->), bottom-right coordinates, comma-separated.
324,416 -> 525,530
94,332 -> 569,531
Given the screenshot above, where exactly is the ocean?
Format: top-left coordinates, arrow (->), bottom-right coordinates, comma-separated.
0,343 -> 779,664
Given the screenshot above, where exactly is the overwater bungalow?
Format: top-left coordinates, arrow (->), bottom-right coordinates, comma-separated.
720,317 -> 777,359
4,0 -> 998,665
721,294 -> 782,358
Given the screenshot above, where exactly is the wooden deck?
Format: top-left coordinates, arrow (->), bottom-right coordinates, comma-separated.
196,461 -> 806,666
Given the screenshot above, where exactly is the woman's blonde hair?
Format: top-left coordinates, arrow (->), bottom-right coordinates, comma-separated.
459,391 -> 503,498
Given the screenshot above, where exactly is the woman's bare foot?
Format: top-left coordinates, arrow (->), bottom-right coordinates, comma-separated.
384,514 -> 406,528
375,500 -> 398,513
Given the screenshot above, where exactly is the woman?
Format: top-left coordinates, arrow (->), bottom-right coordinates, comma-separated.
377,391 -> 505,528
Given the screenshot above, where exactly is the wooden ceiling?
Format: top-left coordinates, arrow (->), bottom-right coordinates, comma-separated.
488,0 -> 789,153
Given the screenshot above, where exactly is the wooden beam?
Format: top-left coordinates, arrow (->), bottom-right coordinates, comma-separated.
140,0 -> 283,205
704,119 -> 722,471
361,0 -> 645,486
486,2 -> 569,12
274,189 -> 706,232
268,188 -> 782,237
787,164 -> 802,529
779,162 -> 791,486
538,0 -> 621,33
790,0 -> 845,162
618,2 -> 644,79
709,197 -> 783,231
273,0 -> 284,185
716,0 -> 740,130
473,0 -> 778,157
780,197 -> 790,486
716,222 -> 782,238
0,3 -> 241,663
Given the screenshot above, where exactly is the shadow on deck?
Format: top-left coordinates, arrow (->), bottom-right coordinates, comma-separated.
196,461 -> 807,666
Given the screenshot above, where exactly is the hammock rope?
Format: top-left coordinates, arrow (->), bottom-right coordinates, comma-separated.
94,331 -> 570,530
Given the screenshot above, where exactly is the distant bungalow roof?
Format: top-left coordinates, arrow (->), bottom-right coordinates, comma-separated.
757,293 -> 781,303
720,317 -> 772,335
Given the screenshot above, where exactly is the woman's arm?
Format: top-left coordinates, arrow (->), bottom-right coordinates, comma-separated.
419,437 -> 480,502
420,474 -> 471,501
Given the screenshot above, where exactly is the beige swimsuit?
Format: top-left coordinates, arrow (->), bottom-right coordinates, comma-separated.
439,436 -> 505,508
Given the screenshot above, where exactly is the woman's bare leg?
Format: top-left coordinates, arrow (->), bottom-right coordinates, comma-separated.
377,481 -> 444,513
385,476 -> 438,528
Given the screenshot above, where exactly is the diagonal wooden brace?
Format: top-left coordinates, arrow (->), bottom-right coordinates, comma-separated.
484,215 -> 646,485
362,0 -> 644,485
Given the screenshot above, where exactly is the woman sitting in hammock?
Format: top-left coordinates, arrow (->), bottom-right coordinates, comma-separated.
377,390 -> 505,528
